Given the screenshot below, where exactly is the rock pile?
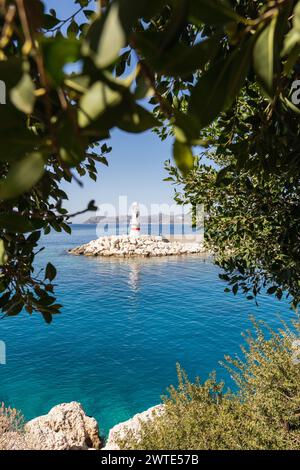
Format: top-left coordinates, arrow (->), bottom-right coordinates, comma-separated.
69,235 -> 205,258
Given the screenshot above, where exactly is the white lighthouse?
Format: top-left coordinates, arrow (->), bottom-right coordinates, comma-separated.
130,202 -> 141,237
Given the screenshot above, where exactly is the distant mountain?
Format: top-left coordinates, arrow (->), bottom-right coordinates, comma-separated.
84,214 -> 194,225
85,215 -> 130,224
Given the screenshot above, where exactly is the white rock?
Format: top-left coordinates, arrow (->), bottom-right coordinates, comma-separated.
103,405 -> 164,450
25,402 -> 102,450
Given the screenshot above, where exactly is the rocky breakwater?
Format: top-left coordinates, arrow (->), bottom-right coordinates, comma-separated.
69,235 -> 205,258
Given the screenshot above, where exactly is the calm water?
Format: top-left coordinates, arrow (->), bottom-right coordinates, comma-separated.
0,225 -> 292,434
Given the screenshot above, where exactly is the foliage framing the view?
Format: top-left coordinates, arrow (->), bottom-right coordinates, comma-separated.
0,0 -> 300,320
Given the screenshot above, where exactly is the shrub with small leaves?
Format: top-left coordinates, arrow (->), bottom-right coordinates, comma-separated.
117,318 -> 300,450
0,403 -> 25,450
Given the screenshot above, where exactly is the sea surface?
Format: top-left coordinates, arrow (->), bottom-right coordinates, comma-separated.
0,225 -> 293,434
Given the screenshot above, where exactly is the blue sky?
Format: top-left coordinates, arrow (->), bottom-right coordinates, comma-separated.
45,0 -> 177,221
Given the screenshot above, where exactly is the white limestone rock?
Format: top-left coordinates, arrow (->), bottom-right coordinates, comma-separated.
25,402 -> 102,450
103,405 -> 164,450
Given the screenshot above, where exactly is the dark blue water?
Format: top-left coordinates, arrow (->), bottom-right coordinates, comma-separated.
0,225 -> 292,434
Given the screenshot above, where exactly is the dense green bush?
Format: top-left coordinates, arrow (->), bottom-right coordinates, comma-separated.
117,319 -> 300,450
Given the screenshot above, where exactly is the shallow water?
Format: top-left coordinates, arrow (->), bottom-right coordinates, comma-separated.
0,225 -> 292,434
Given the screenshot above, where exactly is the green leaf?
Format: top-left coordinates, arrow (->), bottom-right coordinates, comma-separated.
10,73 -> 36,114
84,0 -> 164,68
83,9 -> 95,20
282,1 -> 300,73
41,37 -> 81,85
0,240 -> 7,266
0,129 -> 40,161
135,32 -> 220,77
64,75 -> 90,94
6,301 -> 24,317
232,283 -> 239,295
87,200 -> 98,211
78,81 -> 122,128
96,155 -> 109,166
38,293 -> 56,306
284,43 -> 300,75
61,222 -> 72,234
45,262 -> 57,282
0,152 -> 45,201
67,20 -> 79,37
27,231 -> 41,244
118,104 -> 161,133
267,286 -> 277,295
83,3 -> 126,68
283,30 -> 300,57
253,15 -> 278,97
283,0 -> 300,51
75,0 -> 89,7
173,110 -> 203,145
165,37 -> 220,77
0,293 -> 10,308
173,141 -> 194,177
189,0 -> 243,26
276,288 -> 283,300
281,95 -> 300,115
0,58 -> 22,87
0,213 -> 44,233
58,117 -> 87,166
41,312 -> 53,324
0,56 -> 24,125
163,177 -> 174,182
189,40 -> 253,129
0,57 -> 24,126
43,13 -> 61,29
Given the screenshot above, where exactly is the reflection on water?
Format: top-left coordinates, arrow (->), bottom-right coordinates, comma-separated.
128,263 -> 140,293
85,253 -> 213,297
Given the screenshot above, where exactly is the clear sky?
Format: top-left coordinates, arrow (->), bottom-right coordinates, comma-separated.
45,0 -> 177,222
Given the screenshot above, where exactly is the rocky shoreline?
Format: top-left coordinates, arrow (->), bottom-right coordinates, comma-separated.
103,405 -> 164,450
69,235 -> 206,258
1,402 -> 161,450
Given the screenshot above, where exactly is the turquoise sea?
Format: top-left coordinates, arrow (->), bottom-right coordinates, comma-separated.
0,225 -> 292,435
